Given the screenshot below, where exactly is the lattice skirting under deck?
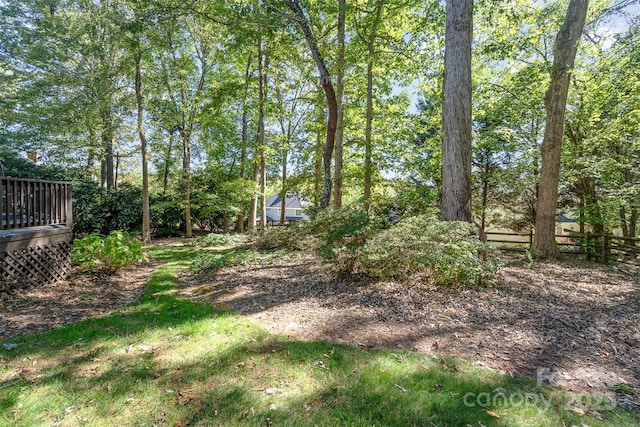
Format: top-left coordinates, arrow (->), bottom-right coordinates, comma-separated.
0,240 -> 71,291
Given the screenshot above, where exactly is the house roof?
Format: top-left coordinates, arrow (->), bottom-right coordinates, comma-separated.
265,194 -> 304,209
556,214 -> 576,223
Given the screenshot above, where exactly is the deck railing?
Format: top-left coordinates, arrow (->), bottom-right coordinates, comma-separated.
0,177 -> 72,230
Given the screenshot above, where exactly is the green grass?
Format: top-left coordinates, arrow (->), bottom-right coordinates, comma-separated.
1,244 -> 638,426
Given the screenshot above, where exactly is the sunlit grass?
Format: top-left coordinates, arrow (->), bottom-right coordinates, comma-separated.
0,243 -> 638,426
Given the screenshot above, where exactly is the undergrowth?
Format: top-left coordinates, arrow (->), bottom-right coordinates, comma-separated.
0,244 -> 638,426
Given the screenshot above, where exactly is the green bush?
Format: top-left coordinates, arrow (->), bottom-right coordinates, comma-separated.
309,206 -> 385,272
254,225 -> 317,251
72,230 -> 146,273
73,182 -> 143,236
190,250 -> 281,275
359,215 -> 501,286
149,193 -> 185,237
190,233 -> 246,247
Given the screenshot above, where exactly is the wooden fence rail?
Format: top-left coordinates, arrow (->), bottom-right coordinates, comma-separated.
0,177 -> 72,230
485,230 -> 640,266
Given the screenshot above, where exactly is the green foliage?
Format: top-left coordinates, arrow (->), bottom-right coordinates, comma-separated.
190,249 -> 281,275
254,225 -> 318,251
0,148 -> 69,180
309,206 -> 385,272
359,215 -> 501,286
71,230 -> 145,273
2,244 -> 637,427
73,182 -> 143,236
190,233 -> 246,247
149,193 -> 185,237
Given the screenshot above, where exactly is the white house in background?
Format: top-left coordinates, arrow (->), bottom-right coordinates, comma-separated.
264,195 -> 310,223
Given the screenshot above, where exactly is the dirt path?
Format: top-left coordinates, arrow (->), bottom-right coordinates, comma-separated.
178,251 -> 640,402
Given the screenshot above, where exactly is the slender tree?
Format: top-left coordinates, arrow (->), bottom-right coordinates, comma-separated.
134,47 -> 151,243
532,0 -> 589,258
333,0 -> 346,209
283,0 -> 338,208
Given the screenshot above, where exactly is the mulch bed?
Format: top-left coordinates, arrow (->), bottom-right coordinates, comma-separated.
0,262 -> 156,339
178,251 -> 640,403
2,242 -> 639,407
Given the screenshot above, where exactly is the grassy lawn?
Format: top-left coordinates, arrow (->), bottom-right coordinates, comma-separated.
1,244 -> 638,426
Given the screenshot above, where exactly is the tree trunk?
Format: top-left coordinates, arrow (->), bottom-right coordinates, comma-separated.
363,1 -> 383,212
162,130 -> 174,194
314,126 -> 323,209
257,39 -> 267,231
566,122 -> 603,235
101,107 -> 115,189
135,49 -> 151,243
333,0 -> 346,210
532,0 -> 589,259
87,129 -> 95,181
181,129 -> 193,238
260,148 -> 267,230
236,54 -> 252,233
280,148 -> 288,225
285,0 -> 338,209
248,158 -> 259,233
441,0 -> 473,222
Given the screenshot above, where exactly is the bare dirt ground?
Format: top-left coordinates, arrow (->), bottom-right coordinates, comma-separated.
177,250 -> 640,404
2,241 -> 638,407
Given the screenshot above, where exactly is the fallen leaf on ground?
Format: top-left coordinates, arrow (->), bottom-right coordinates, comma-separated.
486,410 -> 500,419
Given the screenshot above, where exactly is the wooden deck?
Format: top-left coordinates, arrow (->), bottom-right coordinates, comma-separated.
1,177 -> 73,290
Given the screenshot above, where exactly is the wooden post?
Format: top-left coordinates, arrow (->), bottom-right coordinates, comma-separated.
601,233 -> 609,264
65,183 -> 73,229
0,178 -> 4,230
585,232 -> 590,260
529,229 -> 534,250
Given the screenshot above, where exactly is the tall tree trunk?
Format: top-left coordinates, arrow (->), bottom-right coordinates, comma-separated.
248,158 -> 259,233
280,147 -> 288,225
314,125 -> 323,209
181,129 -> 193,238
480,154 -> 490,232
441,0 -> 473,222
285,0 -> 338,208
135,49 -> 151,243
87,129 -> 95,181
236,54 -> 253,233
333,0 -> 346,210
566,122 -> 603,234
114,152 -> 119,190
163,130 -> 174,194
101,107 -> 115,189
260,149 -> 267,230
257,39 -> 268,231
532,0 -> 589,259
363,1 -> 383,212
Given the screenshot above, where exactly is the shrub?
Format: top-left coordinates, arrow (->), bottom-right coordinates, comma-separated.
359,215 -> 500,286
72,230 -> 146,273
73,182 -> 143,236
254,225 -> 317,251
309,206 -> 385,272
190,250 -> 281,275
190,233 -> 246,247
149,193 -> 185,237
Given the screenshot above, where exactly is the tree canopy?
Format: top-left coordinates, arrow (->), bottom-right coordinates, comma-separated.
1,0 -> 638,250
